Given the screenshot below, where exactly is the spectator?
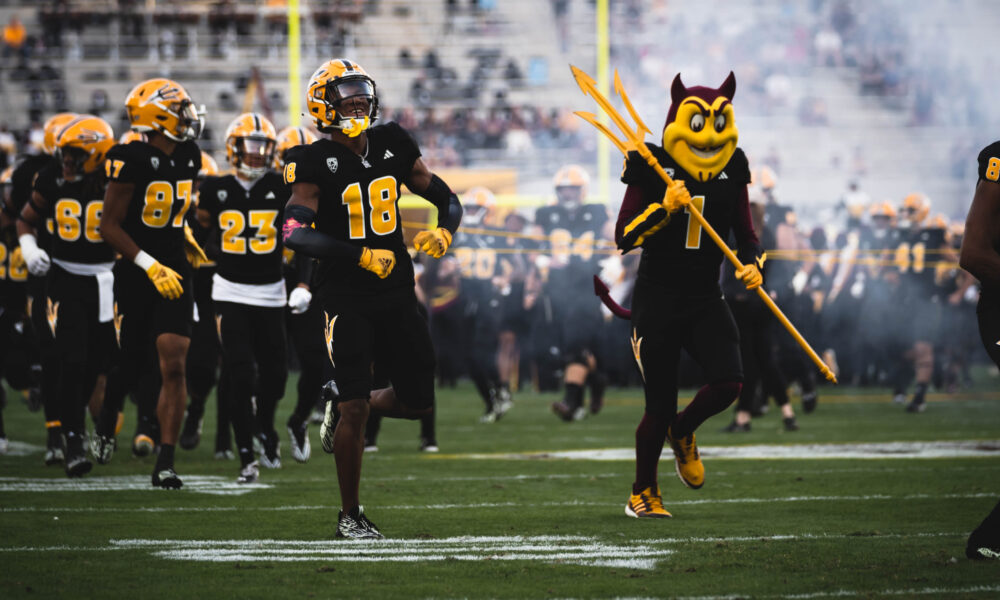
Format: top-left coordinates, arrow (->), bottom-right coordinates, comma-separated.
3,16 -> 28,63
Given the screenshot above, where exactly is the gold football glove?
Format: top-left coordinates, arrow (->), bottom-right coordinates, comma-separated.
735,263 -> 763,291
662,180 -> 692,214
183,223 -> 210,268
358,247 -> 396,279
145,261 -> 184,299
412,227 -> 453,259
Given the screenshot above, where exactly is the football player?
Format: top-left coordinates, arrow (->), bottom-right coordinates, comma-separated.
17,115 -> 117,477
7,113 -> 77,464
196,112 -> 289,483
536,164 -> 612,421
451,186 -> 516,422
956,141 -> 1000,560
0,164 -> 29,454
615,73 -> 762,518
282,59 -> 462,538
893,193 -> 952,412
91,78 -> 206,489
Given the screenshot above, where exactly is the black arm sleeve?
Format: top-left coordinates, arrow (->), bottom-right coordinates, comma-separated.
295,255 -> 316,287
283,204 -> 364,262
416,174 -> 463,234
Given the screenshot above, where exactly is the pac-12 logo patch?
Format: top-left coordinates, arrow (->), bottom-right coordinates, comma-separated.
326,157 -> 338,173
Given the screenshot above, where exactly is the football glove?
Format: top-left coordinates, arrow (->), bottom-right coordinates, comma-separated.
662,179 -> 692,214
735,263 -> 763,291
413,227 -> 453,259
183,223 -> 210,268
145,261 -> 185,300
18,233 -> 50,276
358,247 -> 396,279
288,286 -> 312,314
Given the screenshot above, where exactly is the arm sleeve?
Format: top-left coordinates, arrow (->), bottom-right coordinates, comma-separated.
615,184 -> 669,252
416,174 -> 463,234
282,203 -> 364,262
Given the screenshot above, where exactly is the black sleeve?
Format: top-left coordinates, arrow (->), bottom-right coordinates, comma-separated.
415,174 -> 462,234
283,203 -> 364,261
978,141 -> 1000,183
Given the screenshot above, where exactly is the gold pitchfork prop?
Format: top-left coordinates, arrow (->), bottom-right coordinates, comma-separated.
571,65 -> 837,383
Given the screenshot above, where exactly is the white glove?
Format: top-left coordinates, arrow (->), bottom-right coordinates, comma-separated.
18,233 -> 50,276
288,286 -> 312,314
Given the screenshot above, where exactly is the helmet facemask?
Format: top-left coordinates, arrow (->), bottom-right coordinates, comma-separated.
161,99 -> 203,142
233,136 -> 276,180
322,76 -> 378,137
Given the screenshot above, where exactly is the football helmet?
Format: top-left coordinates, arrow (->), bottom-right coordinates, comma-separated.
462,186 -> 496,226
225,113 -> 277,179
901,193 -> 930,225
118,130 -> 147,145
928,213 -> 948,230
199,151 -> 219,178
42,112 -> 77,155
274,126 -> 318,170
553,164 -> 589,209
870,201 -> 897,220
306,59 -> 379,136
124,78 -> 203,142
54,115 -> 115,177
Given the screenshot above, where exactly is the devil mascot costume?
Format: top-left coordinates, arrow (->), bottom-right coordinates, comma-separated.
614,72 -> 765,519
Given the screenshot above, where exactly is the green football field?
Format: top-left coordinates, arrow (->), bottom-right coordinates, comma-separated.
1,377 -> 999,599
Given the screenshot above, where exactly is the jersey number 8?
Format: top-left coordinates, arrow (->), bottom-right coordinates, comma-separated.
141,180 -> 194,229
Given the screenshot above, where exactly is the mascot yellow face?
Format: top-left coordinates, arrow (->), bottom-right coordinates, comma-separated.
662,72 -> 739,182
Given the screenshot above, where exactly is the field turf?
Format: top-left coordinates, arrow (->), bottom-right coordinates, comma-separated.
1,378 -> 999,599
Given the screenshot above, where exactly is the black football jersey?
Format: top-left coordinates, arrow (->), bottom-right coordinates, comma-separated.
535,203 -> 608,268
198,172 -> 289,285
33,162 -> 113,265
621,144 -> 752,295
104,140 -> 202,269
978,141 -> 1000,183
895,226 -> 947,298
452,225 -> 515,302
282,122 -> 421,295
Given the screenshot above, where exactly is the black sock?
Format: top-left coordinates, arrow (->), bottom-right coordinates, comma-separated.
913,383 -> 928,404
420,411 -> 436,442
155,444 -> 175,471
238,447 -> 255,467
564,383 -> 584,410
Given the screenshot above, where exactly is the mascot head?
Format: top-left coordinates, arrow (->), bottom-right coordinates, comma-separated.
662,72 -> 739,182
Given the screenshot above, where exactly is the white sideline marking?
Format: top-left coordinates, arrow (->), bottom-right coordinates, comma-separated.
0,475 -> 270,496
0,441 -> 46,457
4,492 -> 997,514
457,440 -> 1000,461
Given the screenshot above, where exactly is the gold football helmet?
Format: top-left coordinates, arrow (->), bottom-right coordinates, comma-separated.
225,113 -> 277,179
870,201 -> 897,221
42,112 -> 77,155
124,78 -> 203,142
553,164 -> 590,208
55,115 -> 115,177
305,59 -> 378,136
199,151 -> 220,178
274,126 -> 318,170
118,130 -> 147,145
901,193 -> 930,225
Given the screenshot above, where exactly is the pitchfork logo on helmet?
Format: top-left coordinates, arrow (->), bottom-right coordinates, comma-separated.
124,78 -> 203,142
225,113 -> 277,180
55,115 -> 115,178
306,59 -> 379,137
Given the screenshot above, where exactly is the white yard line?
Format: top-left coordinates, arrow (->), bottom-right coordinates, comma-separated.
0,475 -> 270,495
454,440 -> 1000,461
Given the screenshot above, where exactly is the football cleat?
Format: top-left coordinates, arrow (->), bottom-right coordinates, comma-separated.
722,420 -> 751,433
479,410 -> 497,424
335,506 -> 384,539
783,417 -> 800,432
667,426 -> 704,490
64,436 -> 92,478
625,486 -> 672,518
905,398 -> 926,413
91,434 -> 116,464
214,449 -> 235,460
419,438 -> 439,453
801,391 -> 818,414
892,393 -> 907,405
237,461 -> 260,484
287,418 -> 311,463
132,433 -> 155,457
259,432 -> 282,469
551,401 -> 574,422
494,388 -> 514,419
364,443 -> 379,453
45,428 -> 64,466
179,412 -> 203,450
152,468 -> 183,489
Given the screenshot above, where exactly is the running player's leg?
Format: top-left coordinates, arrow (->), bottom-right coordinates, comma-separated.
216,301 -> 259,474
252,305 -> 288,468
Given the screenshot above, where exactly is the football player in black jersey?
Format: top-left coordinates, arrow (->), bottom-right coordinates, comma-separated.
17,115 -> 117,477
10,112 -> 75,465
956,141 -> 1000,560
91,79 -> 206,489
615,73 -> 763,518
536,165 -> 612,421
282,59 -> 462,538
0,164 -> 29,454
196,112 -> 289,483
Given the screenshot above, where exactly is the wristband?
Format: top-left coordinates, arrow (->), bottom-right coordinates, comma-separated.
133,250 -> 156,272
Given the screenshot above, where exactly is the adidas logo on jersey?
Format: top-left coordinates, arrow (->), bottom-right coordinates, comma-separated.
188,160 -> 194,167
384,150 -> 394,160
265,191 -> 276,200
151,157 -> 159,169
718,172 -> 728,179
